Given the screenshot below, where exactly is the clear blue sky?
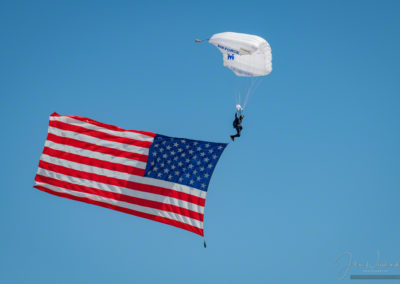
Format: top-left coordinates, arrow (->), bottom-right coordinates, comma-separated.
1,1 -> 400,283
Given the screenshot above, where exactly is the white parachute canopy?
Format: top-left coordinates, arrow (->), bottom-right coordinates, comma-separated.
209,32 -> 272,77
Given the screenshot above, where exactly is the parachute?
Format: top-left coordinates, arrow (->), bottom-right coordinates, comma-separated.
199,32 -> 272,110
208,32 -> 272,77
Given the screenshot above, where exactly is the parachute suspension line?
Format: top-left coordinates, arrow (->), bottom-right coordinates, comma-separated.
243,77 -> 264,109
235,77 -> 245,110
242,77 -> 257,109
234,79 -> 239,106
244,77 -> 263,108
249,77 -> 264,106
239,77 -> 248,108
235,91 -> 239,107
243,78 -> 254,108
236,89 -> 241,108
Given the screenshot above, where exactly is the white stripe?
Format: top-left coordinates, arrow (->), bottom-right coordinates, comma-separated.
36,167 -> 205,214
51,115 -> 154,142
35,181 -> 203,229
45,139 -> 147,170
48,126 -> 150,156
40,154 -> 207,199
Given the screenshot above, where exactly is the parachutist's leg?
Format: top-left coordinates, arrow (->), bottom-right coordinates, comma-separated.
236,126 -> 241,137
230,127 -> 241,141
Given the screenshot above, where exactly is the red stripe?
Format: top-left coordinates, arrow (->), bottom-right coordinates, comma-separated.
43,147 -> 145,176
38,160 -> 206,207
34,184 -> 203,236
49,120 -> 152,149
35,174 -> 204,222
50,112 -> 156,138
47,133 -> 148,163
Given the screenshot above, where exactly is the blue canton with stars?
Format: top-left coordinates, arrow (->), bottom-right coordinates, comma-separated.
144,134 -> 227,192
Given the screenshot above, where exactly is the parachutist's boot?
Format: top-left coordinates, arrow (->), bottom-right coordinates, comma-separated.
230,135 -> 234,141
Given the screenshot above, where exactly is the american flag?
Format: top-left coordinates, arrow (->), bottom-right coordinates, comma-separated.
34,113 -> 227,236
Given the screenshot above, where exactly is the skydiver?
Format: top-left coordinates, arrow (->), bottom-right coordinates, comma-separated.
230,112 -> 244,142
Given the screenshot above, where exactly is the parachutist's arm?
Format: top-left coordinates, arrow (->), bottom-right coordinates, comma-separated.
235,111 -> 243,118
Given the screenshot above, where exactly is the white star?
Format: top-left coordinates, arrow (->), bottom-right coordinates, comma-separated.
204,173 -> 210,178
208,149 -> 213,153
193,170 -> 198,174
193,142 -> 198,145
197,147 -> 202,151
175,171 -> 180,176
200,152 -> 205,157
213,154 -> 218,159
170,151 -> 175,155
207,164 -> 213,169
200,167 -> 205,171
152,152 -> 157,157
178,162 -> 183,167
185,173 -> 190,178
168,174 -> 173,179
217,145 -> 223,150
173,142 -> 179,147
189,150 -> 194,154
197,176 -> 201,181
205,143 -> 210,148
201,183 -> 206,188
178,148 -> 183,152
188,164 -> 193,169
153,167 -> 158,172
166,145 -> 171,150
164,168 -> 169,173
157,173 -> 162,177
181,139 -> 186,144
159,148 -> 164,153
163,154 -> 168,158
204,157 -> 209,162
190,180 -> 194,185
171,165 -> 176,170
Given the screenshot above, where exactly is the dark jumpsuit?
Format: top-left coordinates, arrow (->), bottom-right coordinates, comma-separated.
231,114 -> 243,141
